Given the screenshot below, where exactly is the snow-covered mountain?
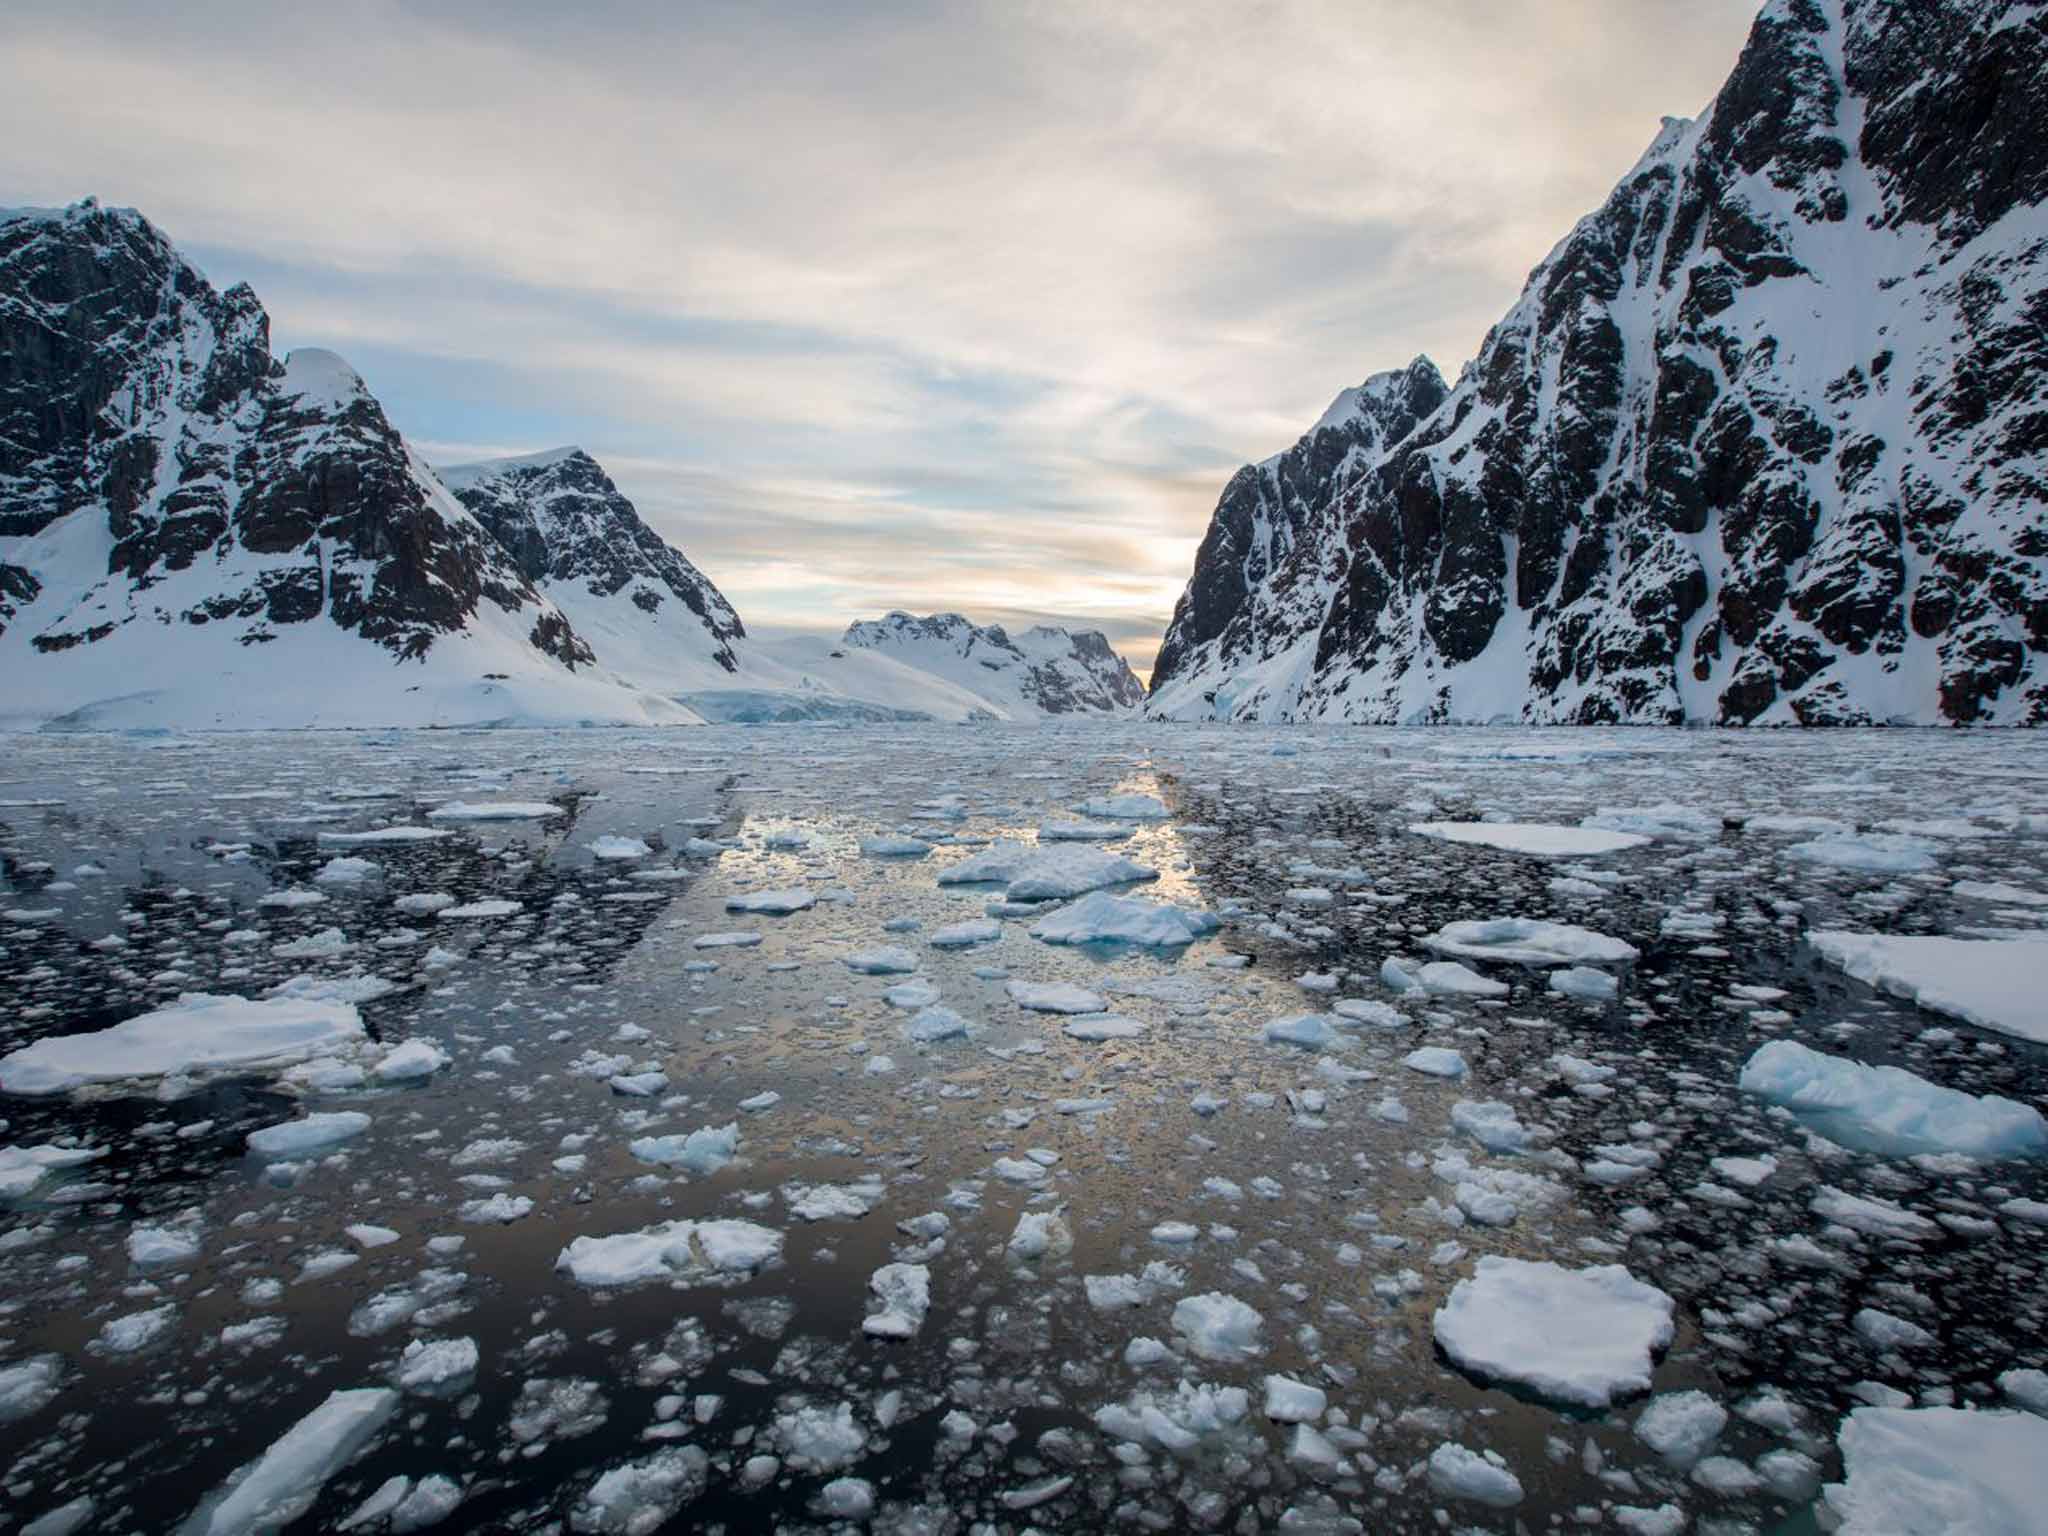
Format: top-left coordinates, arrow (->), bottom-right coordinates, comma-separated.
0,200 -> 698,730
841,611 -> 1147,716
434,455 -> 1041,723
441,448 -> 747,687
1151,0 -> 2048,727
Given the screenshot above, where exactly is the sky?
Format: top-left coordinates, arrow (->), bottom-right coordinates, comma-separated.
3,0 -> 1762,679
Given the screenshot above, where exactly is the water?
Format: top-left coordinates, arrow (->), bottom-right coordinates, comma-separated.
2,722 -> 2044,1533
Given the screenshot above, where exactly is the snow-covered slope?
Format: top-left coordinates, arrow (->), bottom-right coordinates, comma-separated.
442,447 -> 746,688
435,453 -> 1020,723
0,200 -> 698,730
841,611 -> 1147,717
1151,0 -> 2048,726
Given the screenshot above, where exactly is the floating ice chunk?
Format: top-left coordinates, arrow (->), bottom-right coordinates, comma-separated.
247,1111 -> 372,1160
1450,1100 -> 1537,1154
1807,931 -> 2048,1045
128,1222 -> 202,1267
315,856 -> 380,885
1787,833 -> 1940,873
725,888 -> 815,915
861,1263 -> 931,1338
320,826 -> 453,845
1634,1390 -> 1728,1467
1093,1382 -> 1251,1453
0,993 -> 365,1097
608,1071 -> 668,1097
574,1446 -> 709,1533
842,946 -> 918,974
458,1193 -> 533,1223
775,1402 -> 866,1471
1953,879 -> 2048,908
1331,997 -> 1403,1028
1411,822 -> 1649,857
392,1337 -> 478,1395
1403,1047 -> 1468,1079
1582,804 -> 1722,840
1383,958 -> 1509,998
861,835 -> 932,857
692,931 -> 760,949
1810,1186 -> 1938,1239
1171,1292 -> 1264,1362
1008,1209 -> 1073,1260
1427,1443 -> 1524,1507
21,1495 -> 94,1536
179,1387 -> 400,1536
394,892 -> 457,915
372,1039 -> 450,1082
1425,918 -> 1638,967
1039,819 -> 1133,841
0,1142 -> 104,1198
1007,980 -> 1107,1014
347,1224 -> 400,1248
426,801 -> 562,821
1031,892 -> 1219,948
556,1219 -> 784,1287
882,979 -> 939,1009
1740,1040 -> 2047,1159
1063,1014 -> 1145,1041
1709,1154 -> 1778,1187
435,899 -> 521,920
929,918 -> 1000,948
1005,847 -> 1158,902
259,889 -> 327,910
630,1123 -> 739,1175
1433,1256 -> 1675,1407
1262,1375 -> 1327,1423
1261,1014 -> 1338,1050
1855,1307 -> 1934,1349
993,1157 -> 1050,1185
587,836 -> 650,861
1550,966 -> 1619,1002
0,1355 -> 63,1423
785,1178 -> 885,1220
905,1006 -> 970,1042
1824,1406 -> 2048,1535
1076,793 -> 1168,820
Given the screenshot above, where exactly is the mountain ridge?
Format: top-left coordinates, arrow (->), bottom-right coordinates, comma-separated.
1149,0 -> 2048,727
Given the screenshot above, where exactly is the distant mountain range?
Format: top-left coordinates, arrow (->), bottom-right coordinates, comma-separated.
0,201 -> 1140,730
1150,0 -> 2046,726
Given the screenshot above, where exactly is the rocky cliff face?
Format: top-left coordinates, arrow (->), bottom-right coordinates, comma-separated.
1150,0 -> 2048,726
0,200 -> 594,672
842,611 -> 1146,715
442,448 -> 745,680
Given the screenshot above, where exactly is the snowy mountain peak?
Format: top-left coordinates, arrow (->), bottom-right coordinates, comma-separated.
0,200 -> 719,729
1152,0 -> 2048,726
842,611 -> 1145,715
441,446 -> 745,679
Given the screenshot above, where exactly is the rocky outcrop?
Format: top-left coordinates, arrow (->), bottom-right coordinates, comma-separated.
843,611 -> 1145,715
443,447 -> 744,678
1150,0 -> 2047,726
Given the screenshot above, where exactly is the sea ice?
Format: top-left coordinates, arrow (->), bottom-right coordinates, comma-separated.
1170,1292 -> 1264,1362
1825,1405 -> 2048,1535
555,1219 -> 783,1287
1031,891 -> 1220,947
861,1263 -> 932,1338
725,888 -> 815,915
1739,1039 -> 2047,1159
1007,980 -> 1108,1013
246,1111 -> 372,1160
1424,918 -> 1638,966
1807,931 -> 2048,1045
1411,821 -> 1649,857
0,993 -> 366,1096
1433,1257 -> 1675,1407
179,1387 -> 399,1536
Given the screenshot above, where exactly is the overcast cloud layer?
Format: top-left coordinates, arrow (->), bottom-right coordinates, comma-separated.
3,0 -> 1761,675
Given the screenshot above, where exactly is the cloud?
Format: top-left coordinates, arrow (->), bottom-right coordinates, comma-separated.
0,0 -> 1762,671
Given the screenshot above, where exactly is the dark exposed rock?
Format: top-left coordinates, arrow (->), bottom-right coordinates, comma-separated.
443,447 -> 743,676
